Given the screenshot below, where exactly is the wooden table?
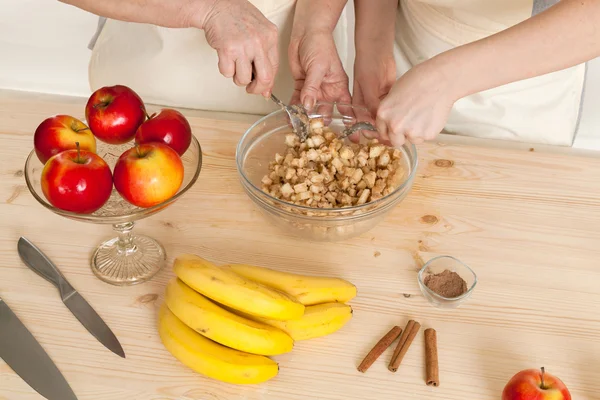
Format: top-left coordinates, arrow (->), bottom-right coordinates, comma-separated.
1,89 -> 600,400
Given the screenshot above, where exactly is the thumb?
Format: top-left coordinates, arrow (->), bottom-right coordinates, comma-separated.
300,66 -> 326,110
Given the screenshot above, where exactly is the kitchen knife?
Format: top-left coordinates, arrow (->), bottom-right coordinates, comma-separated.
17,237 -> 126,358
0,297 -> 78,400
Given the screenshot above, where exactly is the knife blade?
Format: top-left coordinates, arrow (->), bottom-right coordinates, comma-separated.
0,297 -> 78,400
17,237 -> 125,358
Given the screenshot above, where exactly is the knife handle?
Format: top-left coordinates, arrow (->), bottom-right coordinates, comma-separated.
17,237 -> 75,300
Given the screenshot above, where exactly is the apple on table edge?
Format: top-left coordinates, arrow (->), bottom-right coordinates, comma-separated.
135,108 -> 192,156
502,367 -> 571,400
113,142 -> 184,208
41,142 -> 113,214
34,115 -> 96,164
85,84 -> 146,145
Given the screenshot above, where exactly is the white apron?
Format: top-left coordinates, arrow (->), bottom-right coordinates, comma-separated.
87,0 -> 355,115
394,0 -> 587,146
88,0 -> 589,146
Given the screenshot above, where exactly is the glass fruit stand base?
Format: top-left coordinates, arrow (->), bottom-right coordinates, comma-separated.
23,137 -> 202,286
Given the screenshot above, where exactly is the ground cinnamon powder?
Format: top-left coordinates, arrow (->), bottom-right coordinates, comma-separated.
424,269 -> 467,298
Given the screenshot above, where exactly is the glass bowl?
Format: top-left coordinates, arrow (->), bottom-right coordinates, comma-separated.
235,102 -> 418,242
417,255 -> 477,309
24,136 -> 202,286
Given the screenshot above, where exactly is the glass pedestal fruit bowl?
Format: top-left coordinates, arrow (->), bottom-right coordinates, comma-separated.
24,137 -> 202,286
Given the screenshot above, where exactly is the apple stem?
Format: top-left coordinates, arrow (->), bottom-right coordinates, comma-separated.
75,142 -> 81,163
143,107 -> 152,121
71,121 -> 90,133
94,101 -> 110,109
73,126 -> 90,133
135,143 -> 142,158
540,367 -> 546,389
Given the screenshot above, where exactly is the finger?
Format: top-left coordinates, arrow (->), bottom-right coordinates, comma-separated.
289,79 -> 304,105
287,40 -> 302,78
315,102 -> 334,124
267,46 -> 279,94
289,89 -> 302,106
335,82 -> 352,105
234,58 -> 253,87
346,84 -> 365,143
375,107 -> 391,141
352,84 -> 374,123
321,71 -> 350,106
351,82 -> 379,145
389,121 -> 410,148
390,132 -> 405,148
351,77 -> 379,117
218,52 -> 235,79
380,130 -> 393,146
351,81 -> 364,107
335,85 -> 354,131
246,53 -> 273,96
301,66 -> 326,110
375,118 -> 391,145
405,129 -> 425,145
337,92 -> 355,123
361,88 -> 383,121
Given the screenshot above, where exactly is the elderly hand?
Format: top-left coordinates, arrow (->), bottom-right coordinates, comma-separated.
203,0 -> 279,97
288,30 -> 351,110
375,59 -> 457,147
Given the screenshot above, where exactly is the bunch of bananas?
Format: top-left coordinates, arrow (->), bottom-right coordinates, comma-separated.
158,254 -> 357,385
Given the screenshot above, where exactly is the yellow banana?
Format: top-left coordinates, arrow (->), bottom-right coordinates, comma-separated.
157,303 -> 279,385
226,263 -> 357,306
173,254 -> 305,321
164,277 -> 294,356
241,302 -> 353,341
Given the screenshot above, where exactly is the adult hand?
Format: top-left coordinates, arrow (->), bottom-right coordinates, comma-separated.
352,49 -> 396,120
375,59 -> 457,147
288,30 -> 351,110
203,0 -> 279,97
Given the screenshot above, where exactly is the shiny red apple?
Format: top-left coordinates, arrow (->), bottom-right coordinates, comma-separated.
33,115 -> 96,164
502,367 -> 571,400
85,84 -> 146,144
41,143 -> 113,214
113,142 -> 184,208
134,108 -> 192,155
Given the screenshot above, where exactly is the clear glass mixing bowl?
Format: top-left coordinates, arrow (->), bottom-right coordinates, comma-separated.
235,102 -> 418,242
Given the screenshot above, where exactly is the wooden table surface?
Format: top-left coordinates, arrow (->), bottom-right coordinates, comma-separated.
1,89 -> 600,400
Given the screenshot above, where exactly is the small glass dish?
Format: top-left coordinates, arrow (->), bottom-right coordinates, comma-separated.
417,255 -> 477,309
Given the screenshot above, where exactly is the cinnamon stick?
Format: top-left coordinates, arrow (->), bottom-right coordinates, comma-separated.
387,320 -> 416,371
424,328 -> 439,386
388,319 -> 421,372
357,326 -> 402,373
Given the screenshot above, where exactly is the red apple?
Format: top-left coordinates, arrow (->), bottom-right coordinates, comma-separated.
502,367 -> 571,400
134,108 -> 192,155
85,84 -> 146,144
41,143 -> 113,214
34,115 -> 96,164
113,142 -> 184,208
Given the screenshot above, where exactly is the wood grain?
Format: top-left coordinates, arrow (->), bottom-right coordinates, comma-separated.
1,89 -> 600,399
